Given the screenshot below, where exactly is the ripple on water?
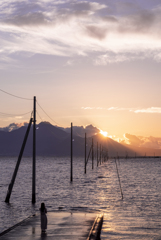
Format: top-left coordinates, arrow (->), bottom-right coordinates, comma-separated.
1,157 -> 161,239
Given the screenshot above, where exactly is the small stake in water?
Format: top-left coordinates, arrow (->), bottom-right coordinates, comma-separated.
115,157 -> 123,200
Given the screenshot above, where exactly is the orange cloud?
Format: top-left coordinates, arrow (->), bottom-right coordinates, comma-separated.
124,133 -> 144,146
124,133 -> 161,149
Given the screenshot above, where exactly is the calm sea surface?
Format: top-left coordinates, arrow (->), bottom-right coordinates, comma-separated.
0,157 -> 161,239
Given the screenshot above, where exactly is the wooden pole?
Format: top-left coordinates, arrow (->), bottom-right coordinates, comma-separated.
115,158 -> 123,200
100,144 -> 101,165
70,122 -> 73,182
5,118 -> 33,203
97,142 -> 98,167
32,96 -> 36,204
85,133 -> 86,174
86,145 -> 92,166
92,138 -> 94,169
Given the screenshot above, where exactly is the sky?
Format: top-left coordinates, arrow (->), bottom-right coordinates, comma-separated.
1,0 -> 161,148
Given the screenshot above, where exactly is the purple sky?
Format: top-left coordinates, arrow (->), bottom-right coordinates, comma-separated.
1,0 -> 161,146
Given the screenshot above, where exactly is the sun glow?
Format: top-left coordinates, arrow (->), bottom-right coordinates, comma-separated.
100,130 -> 108,137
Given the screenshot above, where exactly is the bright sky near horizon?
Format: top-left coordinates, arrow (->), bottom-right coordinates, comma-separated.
1,0 -> 161,145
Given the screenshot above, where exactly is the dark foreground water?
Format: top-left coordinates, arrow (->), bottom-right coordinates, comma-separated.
0,157 -> 161,239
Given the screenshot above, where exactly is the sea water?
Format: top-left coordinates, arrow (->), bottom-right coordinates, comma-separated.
0,157 -> 161,239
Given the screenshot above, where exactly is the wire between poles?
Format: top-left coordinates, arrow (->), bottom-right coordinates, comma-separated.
36,100 -> 59,126
0,111 -> 32,117
36,110 -> 43,121
0,88 -> 32,100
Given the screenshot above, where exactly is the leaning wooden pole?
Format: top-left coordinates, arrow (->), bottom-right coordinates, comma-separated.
70,122 -> 73,182
115,158 -> 123,200
85,133 -> 87,174
5,118 -> 33,203
32,96 -> 36,204
92,138 -> 94,169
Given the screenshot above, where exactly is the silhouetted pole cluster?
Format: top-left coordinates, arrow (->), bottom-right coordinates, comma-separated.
96,144 -> 108,166
84,135 -> 108,174
84,135 -> 94,174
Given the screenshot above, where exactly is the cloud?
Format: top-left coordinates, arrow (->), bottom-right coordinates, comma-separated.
71,1 -> 107,12
141,136 -> 161,149
93,51 -> 147,64
60,124 -> 100,137
81,107 -> 95,110
81,106 -> 133,111
133,107 -> 161,114
1,1 -> 161,64
0,122 -> 28,132
5,12 -> 49,26
124,133 -> 161,149
94,53 -> 129,65
1,1 -> 107,27
85,25 -> 107,40
124,133 -> 144,146
1,2 -> 47,26
81,106 -> 161,114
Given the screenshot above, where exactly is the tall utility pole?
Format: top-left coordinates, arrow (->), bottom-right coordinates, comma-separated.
32,96 -> 36,204
70,122 -> 73,182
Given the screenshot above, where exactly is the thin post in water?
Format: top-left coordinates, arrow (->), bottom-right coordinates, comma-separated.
32,96 -> 36,204
85,133 -> 87,174
97,142 -> 98,167
70,122 -> 73,182
92,138 -> 94,169
115,157 -> 123,200
100,144 -> 101,165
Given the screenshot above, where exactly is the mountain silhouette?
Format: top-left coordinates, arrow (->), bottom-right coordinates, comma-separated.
0,121 -> 144,157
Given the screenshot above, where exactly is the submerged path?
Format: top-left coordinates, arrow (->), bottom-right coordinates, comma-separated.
0,212 -> 103,240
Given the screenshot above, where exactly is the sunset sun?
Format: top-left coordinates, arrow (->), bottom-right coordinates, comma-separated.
100,130 -> 108,137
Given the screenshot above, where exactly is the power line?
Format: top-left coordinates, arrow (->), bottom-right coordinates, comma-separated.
73,128 -> 84,138
36,100 -> 60,126
36,110 -> 43,121
0,88 -> 32,101
0,111 -> 32,117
